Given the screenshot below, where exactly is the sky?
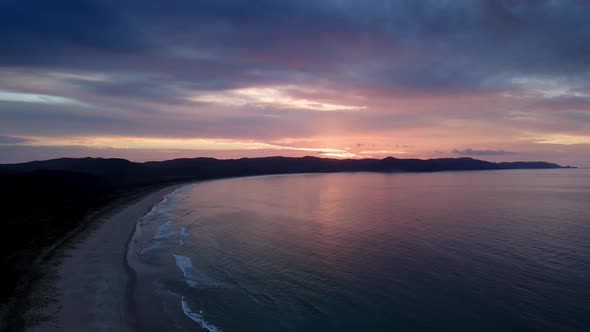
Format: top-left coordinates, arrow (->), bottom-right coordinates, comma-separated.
1,0 -> 589,166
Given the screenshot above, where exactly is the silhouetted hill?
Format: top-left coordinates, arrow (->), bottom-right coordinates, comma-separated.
496,161 -> 565,169
0,155 -> 569,182
0,155 -> 571,312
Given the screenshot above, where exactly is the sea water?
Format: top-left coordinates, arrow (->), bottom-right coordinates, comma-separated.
128,169 -> 590,331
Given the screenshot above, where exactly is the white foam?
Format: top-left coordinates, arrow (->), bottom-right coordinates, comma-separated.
139,242 -> 164,255
140,186 -> 189,225
173,254 -> 200,288
154,220 -> 176,239
181,296 -> 223,332
180,227 -> 189,246
180,226 -> 189,237
141,193 -> 172,222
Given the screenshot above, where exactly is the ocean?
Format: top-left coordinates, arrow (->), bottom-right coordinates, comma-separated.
128,169 -> 590,331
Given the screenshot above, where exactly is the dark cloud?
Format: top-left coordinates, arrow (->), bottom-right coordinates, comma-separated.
529,95 -> 590,111
0,135 -> 31,144
0,99 -> 432,141
2,0 -> 590,96
0,0 -> 147,66
452,148 -> 518,156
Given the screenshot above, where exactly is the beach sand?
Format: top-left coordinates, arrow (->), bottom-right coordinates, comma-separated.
26,185 -> 181,332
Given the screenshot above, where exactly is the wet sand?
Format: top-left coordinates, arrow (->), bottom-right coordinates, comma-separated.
27,185 -> 181,332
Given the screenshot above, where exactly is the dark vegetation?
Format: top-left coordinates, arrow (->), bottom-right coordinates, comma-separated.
0,155 -> 570,317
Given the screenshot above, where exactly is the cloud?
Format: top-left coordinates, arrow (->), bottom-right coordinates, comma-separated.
0,1 -> 589,164
0,135 -> 31,145
529,95 -> 590,111
3,1 -> 590,96
189,86 -> 365,111
0,90 -> 83,105
452,148 -> 518,156
359,150 -> 408,155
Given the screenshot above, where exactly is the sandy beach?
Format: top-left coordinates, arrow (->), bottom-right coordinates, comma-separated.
26,185 -> 181,332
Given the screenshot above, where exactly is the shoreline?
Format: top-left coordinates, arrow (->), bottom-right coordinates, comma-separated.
24,184 -> 183,332
9,169 -> 583,331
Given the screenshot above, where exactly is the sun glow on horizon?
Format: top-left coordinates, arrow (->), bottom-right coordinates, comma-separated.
18,135 -> 363,156
5,131 -> 588,164
533,134 -> 590,145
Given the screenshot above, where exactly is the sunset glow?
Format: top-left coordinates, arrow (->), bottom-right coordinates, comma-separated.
0,1 -> 589,166
190,86 -> 366,111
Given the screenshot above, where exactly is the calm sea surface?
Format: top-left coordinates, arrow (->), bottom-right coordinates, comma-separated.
129,169 -> 590,332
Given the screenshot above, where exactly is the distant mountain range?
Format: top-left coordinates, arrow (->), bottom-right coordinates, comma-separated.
0,156 -> 571,187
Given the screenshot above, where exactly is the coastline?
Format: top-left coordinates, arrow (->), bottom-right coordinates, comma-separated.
7,169 -> 584,331
24,184 -> 182,332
